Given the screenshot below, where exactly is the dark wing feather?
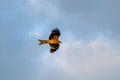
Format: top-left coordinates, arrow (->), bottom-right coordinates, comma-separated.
49,44 -> 59,53
49,28 -> 61,40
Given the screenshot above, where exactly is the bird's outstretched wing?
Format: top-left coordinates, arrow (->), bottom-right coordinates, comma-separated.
49,44 -> 59,53
49,28 -> 61,40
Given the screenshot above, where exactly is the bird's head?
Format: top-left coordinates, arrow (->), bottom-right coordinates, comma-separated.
59,41 -> 62,44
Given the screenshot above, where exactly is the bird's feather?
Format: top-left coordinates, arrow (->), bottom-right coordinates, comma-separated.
49,44 -> 59,53
49,28 -> 61,40
38,28 -> 61,53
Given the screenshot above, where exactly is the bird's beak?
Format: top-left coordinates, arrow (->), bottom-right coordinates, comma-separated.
60,41 -> 62,44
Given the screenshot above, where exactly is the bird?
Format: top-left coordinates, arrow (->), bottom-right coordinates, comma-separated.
38,28 -> 61,53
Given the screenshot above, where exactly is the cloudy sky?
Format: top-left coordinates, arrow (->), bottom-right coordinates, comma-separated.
0,0 -> 120,80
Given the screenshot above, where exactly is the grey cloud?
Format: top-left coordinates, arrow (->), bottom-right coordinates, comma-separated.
27,0 -> 120,40
53,0 -> 120,40
1,0 -> 120,80
44,37 -> 120,80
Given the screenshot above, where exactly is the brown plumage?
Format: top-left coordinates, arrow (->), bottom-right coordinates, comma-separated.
38,28 -> 61,53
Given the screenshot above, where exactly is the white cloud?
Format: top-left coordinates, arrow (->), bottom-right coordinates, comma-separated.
43,36 -> 120,79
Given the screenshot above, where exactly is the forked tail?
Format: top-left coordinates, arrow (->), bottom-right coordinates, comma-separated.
38,39 -> 49,45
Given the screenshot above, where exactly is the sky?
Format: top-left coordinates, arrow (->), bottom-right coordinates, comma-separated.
0,0 -> 120,80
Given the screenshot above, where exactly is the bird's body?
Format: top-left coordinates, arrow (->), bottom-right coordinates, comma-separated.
38,28 -> 61,53
39,39 -> 60,44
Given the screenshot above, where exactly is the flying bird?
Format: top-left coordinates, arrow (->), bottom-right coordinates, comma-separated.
38,28 -> 61,53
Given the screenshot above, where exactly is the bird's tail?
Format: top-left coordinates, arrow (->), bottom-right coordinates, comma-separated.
38,39 -> 49,45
